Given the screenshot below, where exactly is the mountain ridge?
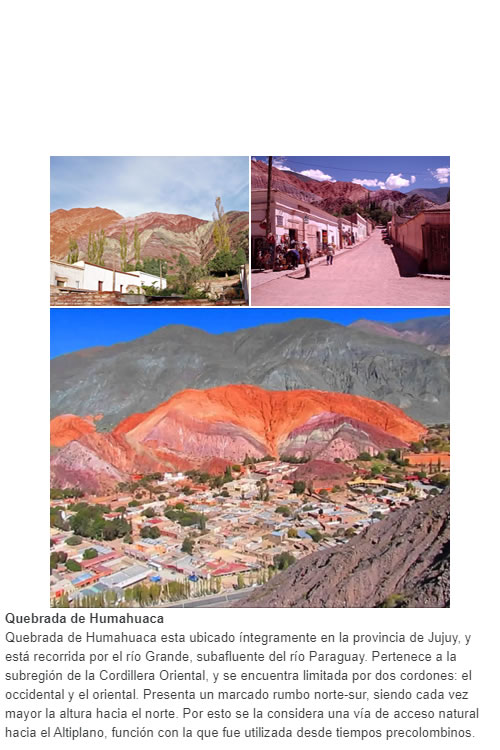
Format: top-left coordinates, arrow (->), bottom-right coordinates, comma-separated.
251,160 -> 439,215
50,206 -> 248,267
50,385 -> 424,492
234,490 -> 450,608
51,318 -> 450,428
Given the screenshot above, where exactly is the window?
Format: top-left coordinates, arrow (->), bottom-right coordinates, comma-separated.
276,215 -> 284,227
56,279 -> 66,287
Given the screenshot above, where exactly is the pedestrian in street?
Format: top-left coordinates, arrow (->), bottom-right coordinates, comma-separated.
302,242 -> 311,278
326,243 -> 334,266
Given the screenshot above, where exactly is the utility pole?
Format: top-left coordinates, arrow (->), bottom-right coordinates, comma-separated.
265,156 -> 273,235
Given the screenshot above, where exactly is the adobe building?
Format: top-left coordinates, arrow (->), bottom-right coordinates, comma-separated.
50,259 -> 167,293
251,189 -> 371,262
388,203 -> 450,274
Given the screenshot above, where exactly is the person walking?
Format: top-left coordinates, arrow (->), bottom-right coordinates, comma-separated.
302,242 -> 311,278
326,243 -> 334,266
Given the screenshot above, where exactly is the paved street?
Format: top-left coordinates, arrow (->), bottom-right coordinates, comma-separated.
159,588 -> 254,608
251,228 -> 449,307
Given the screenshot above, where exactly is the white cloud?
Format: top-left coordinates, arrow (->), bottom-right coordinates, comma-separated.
299,168 -> 335,182
51,156 -> 249,220
353,177 -> 385,188
352,173 -> 410,190
411,175 -> 416,184
275,162 -> 292,172
384,173 -> 411,190
431,166 -> 450,184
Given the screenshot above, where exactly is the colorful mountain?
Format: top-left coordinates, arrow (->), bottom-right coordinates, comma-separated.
51,318 -> 450,428
50,207 -> 248,266
50,385 -> 425,492
251,159 -> 438,215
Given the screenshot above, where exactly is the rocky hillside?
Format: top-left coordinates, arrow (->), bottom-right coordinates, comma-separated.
251,160 -> 438,215
50,207 -> 123,259
50,207 -> 248,267
50,385 -> 424,492
349,316 -> 450,355
51,318 -> 450,428
407,187 -> 449,204
235,490 -> 450,608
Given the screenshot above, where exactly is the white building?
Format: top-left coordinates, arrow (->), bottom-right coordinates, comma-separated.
251,189 -> 372,261
50,260 -> 167,293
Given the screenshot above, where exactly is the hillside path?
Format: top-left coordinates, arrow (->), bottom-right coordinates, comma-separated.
251,228 -> 449,307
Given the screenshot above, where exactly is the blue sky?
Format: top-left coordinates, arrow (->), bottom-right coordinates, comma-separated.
50,308 -> 449,358
252,156 -> 450,192
50,156 -> 249,220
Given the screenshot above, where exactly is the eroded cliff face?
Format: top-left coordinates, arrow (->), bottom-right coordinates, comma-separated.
281,413 -> 406,461
50,207 -> 248,267
50,207 -> 123,259
50,385 -> 424,492
235,491 -> 450,609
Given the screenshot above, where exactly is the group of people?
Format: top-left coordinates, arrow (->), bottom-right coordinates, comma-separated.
254,233 -> 338,279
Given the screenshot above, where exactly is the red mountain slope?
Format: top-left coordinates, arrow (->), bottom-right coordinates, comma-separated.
50,385 -> 425,491
50,207 -> 123,259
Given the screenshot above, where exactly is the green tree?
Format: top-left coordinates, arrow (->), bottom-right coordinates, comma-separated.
140,525 -> 161,539
66,535 -> 82,546
273,551 -> 296,570
133,224 -> 141,264
358,452 -> 372,461
119,226 -> 128,271
181,537 -> 194,554
275,505 -> 291,516
212,196 -> 231,254
83,548 -> 98,560
287,527 -> 298,538
292,480 -> 306,495
65,559 -> 82,572
67,236 -> 79,264
307,528 -> 322,543
88,229 -> 106,265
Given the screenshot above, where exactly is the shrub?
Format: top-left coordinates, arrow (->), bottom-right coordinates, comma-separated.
357,452 -> 372,461
65,559 -> 82,572
307,529 -> 322,543
273,552 -> 296,570
66,536 -> 82,546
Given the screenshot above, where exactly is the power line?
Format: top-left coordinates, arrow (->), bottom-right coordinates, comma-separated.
256,157 -> 449,179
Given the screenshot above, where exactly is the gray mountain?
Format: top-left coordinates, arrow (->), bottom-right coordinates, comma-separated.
406,187 -> 449,204
51,318 -> 450,428
349,316 -> 450,354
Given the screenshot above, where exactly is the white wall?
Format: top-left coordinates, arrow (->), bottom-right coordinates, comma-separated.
50,261 -> 84,289
135,271 -> 167,290
81,263 -> 141,292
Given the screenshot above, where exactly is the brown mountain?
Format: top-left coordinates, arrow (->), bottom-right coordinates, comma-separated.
50,207 -> 248,267
235,490 -> 450,608
50,207 -> 123,259
251,159 -> 438,215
